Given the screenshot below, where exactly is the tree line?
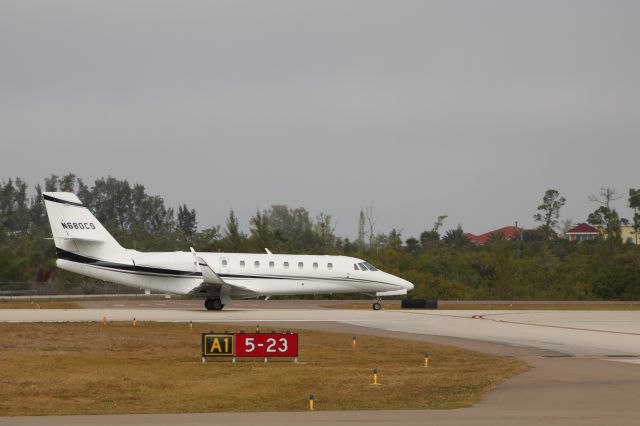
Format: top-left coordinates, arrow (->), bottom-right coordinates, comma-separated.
1,174 -> 639,300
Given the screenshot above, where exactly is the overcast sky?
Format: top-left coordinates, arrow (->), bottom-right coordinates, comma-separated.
1,0 -> 639,239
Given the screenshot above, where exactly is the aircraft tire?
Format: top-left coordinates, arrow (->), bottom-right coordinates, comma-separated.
205,298 -> 224,311
211,298 -> 224,311
372,302 -> 382,311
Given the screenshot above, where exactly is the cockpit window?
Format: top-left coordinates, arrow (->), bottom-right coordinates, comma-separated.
364,262 -> 379,271
354,262 -> 379,271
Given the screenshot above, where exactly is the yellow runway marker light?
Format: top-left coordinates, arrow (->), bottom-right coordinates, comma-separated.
372,368 -> 380,385
424,352 -> 429,368
132,317 -> 137,327
309,394 -> 315,411
352,336 -> 357,348
189,321 -> 193,330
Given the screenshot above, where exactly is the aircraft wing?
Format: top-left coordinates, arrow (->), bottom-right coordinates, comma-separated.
190,257 -> 261,297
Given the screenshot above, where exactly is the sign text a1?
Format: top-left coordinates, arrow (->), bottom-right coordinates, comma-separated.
202,333 -> 234,357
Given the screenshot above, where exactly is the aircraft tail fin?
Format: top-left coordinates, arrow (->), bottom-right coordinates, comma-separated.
43,192 -> 124,256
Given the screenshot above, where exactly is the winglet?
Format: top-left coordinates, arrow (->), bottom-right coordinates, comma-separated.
265,248 -> 273,255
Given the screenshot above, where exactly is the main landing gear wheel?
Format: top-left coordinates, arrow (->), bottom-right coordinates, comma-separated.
204,298 -> 224,311
372,302 -> 382,311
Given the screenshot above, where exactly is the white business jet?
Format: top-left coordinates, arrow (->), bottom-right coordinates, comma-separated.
43,192 -> 414,310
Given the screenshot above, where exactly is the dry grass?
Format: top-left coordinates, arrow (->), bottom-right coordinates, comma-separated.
0,322 -> 528,416
0,301 -> 82,309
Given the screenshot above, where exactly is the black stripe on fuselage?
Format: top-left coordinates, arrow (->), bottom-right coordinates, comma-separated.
43,194 -> 85,207
56,248 -> 203,278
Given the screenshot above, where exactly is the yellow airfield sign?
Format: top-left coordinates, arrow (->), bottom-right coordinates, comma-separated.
202,333 -> 234,357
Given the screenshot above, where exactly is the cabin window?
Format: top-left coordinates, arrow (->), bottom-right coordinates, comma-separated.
240,260 -> 245,268
359,263 -> 368,271
221,259 -> 228,266
313,262 -> 318,270
254,261 -> 260,268
298,262 -> 304,269
354,264 -> 359,270
269,261 -> 275,268
284,261 -> 289,269
327,263 -> 333,270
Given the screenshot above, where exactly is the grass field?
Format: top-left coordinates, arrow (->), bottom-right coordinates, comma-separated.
0,322 -> 528,416
0,301 -> 82,309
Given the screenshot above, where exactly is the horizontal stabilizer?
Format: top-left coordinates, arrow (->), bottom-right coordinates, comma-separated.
52,236 -> 106,243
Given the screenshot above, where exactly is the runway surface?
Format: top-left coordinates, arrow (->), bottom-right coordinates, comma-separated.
2,303 -> 639,356
1,302 -> 640,425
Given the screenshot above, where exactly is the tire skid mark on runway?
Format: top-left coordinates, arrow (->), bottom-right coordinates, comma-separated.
398,310 -> 485,320
476,314 -> 640,336
524,354 -> 640,359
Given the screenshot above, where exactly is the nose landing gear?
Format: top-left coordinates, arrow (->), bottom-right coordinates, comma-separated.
204,298 -> 224,311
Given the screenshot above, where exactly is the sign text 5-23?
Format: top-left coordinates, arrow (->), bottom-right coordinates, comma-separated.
235,333 -> 298,357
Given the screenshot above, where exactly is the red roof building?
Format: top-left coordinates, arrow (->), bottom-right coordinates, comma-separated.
566,223 -> 600,242
465,226 -> 522,245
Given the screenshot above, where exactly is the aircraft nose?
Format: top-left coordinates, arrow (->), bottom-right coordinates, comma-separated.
402,279 -> 414,291
383,272 -> 414,292
392,274 -> 413,291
